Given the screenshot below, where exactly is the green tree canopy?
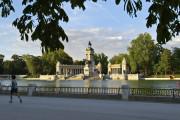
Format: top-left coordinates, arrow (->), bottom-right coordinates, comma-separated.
23,55 -> 42,77
41,49 -> 73,74
172,47 -> 180,74
10,54 -> 28,75
0,0 -> 179,52
94,53 -> 108,74
73,60 -> 85,65
110,53 -> 129,64
155,49 -> 172,75
3,60 -> 13,74
0,54 -> 4,73
128,33 -> 157,76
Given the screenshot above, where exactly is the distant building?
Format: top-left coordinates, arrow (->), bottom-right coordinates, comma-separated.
56,41 -> 102,80
55,42 -> 139,80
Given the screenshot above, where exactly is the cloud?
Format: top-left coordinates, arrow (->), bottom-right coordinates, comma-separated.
107,36 -> 123,40
0,32 -> 8,36
0,24 -> 42,60
163,36 -> 180,49
64,27 -> 136,60
1,23 -> 179,61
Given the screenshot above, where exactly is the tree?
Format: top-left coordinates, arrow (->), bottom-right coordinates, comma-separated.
156,49 -> 172,75
171,47 -> 180,74
128,33 -> 157,76
41,49 -> 73,74
0,0 -> 179,52
0,54 -> 4,73
3,60 -> 14,74
110,53 -> 129,64
11,54 -> 28,74
73,60 -> 85,65
23,55 -> 42,77
94,53 -> 108,74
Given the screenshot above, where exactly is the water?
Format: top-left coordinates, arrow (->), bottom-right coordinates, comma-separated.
128,80 -> 180,89
0,79 -> 180,89
0,79 -> 54,87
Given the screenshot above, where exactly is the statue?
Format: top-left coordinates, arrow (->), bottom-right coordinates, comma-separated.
88,41 -> 92,48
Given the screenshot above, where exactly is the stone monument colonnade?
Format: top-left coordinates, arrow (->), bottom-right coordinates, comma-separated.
56,41 -> 102,79
56,63 -> 84,77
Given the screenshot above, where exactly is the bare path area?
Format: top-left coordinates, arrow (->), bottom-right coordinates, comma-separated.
0,95 -> 180,120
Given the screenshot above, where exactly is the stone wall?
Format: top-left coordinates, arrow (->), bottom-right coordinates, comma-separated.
127,74 -> 139,80
110,74 -> 139,80
144,78 -> 180,80
39,75 -> 56,80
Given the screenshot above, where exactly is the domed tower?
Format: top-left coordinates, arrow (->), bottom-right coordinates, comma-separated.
84,41 -> 95,77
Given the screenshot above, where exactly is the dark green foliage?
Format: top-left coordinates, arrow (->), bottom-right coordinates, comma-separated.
73,60 -> 85,65
41,49 -> 73,74
155,49 -> 172,75
0,54 -> 4,74
0,0 -> 179,51
13,0 -> 69,53
3,60 -> 13,74
23,55 -> 42,76
146,0 -> 180,44
94,53 -> 108,74
0,0 -> 14,17
110,53 -> 129,64
2,55 -> 28,75
128,33 -> 157,76
11,54 -> 28,75
171,47 -> 180,74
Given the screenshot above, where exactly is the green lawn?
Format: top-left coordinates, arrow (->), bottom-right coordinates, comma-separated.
149,74 -> 180,78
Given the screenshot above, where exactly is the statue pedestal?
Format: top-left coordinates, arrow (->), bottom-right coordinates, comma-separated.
121,84 -> 129,100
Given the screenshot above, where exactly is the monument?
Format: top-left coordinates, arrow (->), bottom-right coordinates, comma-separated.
84,41 -> 96,77
56,41 -> 102,80
55,41 -> 139,80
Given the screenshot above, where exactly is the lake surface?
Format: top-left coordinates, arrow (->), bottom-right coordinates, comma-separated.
0,79 -> 180,89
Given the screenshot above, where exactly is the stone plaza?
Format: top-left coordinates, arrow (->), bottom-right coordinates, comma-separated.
0,95 -> 180,120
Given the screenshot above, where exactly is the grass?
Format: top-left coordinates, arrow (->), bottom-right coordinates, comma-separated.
149,74 -> 180,78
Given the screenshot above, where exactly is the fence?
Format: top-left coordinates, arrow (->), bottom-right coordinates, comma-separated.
0,86 -> 180,99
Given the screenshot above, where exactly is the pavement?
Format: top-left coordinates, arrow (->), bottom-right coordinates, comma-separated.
0,95 -> 180,120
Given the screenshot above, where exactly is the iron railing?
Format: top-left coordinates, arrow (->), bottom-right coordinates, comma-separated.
0,86 -> 180,98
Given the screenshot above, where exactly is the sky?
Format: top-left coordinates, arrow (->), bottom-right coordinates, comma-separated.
0,1 -> 179,60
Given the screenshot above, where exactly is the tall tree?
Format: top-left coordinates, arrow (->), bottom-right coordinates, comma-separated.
3,60 -> 13,74
23,55 -> 42,77
11,54 -> 28,75
0,54 -> 4,74
128,33 -> 157,76
172,47 -> 180,74
41,49 -> 73,74
110,53 -> 129,64
94,53 -> 108,74
0,0 -> 179,51
156,49 -> 172,75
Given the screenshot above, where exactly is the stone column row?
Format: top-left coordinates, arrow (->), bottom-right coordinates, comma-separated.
111,68 -> 121,74
59,67 -> 83,75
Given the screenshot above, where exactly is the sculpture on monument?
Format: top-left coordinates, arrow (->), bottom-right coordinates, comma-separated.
56,41 -> 139,80
56,41 -> 102,80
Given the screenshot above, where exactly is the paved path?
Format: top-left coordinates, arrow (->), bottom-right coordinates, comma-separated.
0,95 -> 180,120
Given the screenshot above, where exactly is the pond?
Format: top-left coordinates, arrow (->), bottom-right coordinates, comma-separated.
0,79 -> 180,89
